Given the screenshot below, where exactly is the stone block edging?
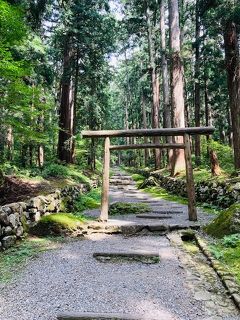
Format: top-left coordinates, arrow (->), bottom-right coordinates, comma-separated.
195,235 -> 240,310
57,312 -> 147,320
141,172 -> 240,209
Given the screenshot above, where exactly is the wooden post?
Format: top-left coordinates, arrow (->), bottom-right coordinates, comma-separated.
184,134 -> 198,221
100,137 -> 110,222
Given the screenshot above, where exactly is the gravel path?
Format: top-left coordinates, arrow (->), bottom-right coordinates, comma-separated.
0,169 -> 239,320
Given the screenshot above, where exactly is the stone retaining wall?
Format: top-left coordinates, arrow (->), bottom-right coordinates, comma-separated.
0,184 -> 88,250
141,172 -> 240,208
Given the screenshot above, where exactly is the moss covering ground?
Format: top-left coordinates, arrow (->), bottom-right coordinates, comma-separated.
0,236 -> 65,283
30,213 -> 88,236
205,204 -> 240,238
109,202 -> 151,216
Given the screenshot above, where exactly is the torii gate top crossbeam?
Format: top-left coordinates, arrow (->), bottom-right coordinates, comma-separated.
82,127 -> 214,138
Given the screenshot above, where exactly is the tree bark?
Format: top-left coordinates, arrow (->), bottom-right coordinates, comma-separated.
204,77 -> 211,153
160,0 -> 172,167
223,21 -> 240,169
141,93 -> 149,166
194,0 -> 201,166
210,150 -> 221,176
58,34 -> 75,164
168,0 -> 186,175
38,145 -> 44,168
146,6 -> 161,169
6,127 -> 13,161
124,51 -> 130,146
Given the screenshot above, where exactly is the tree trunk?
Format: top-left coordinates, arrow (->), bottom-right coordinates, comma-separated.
168,0 -> 186,175
210,150 -> 221,176
204,77 -> 210,153
58,35 -> 75,164
194,0 -> 201,166
227,105 -> 233,147
38,145 -> 44,168
160,0 -> 172,167
141,93 -> 149,166
72,49 -> 80,164
6,127 -> 13,161
224,21 -> 240,169
124,51 -> 130,146
146,6 -> 161,170
29,144 -> 33,167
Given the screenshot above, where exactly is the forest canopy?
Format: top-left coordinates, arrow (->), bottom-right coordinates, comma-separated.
0,0 -> 239,176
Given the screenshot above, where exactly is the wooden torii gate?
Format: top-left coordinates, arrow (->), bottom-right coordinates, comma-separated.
82,127 -> 215,222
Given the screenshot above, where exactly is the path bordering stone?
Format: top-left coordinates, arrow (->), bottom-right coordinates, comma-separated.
194,234 -> 240,310
93,251 -> 160,264
136,214 -> 172,219
57,312 -> 146,320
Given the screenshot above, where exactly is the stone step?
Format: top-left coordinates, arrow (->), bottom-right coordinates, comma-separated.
121,224 -> 168,236
136,214 -> 172,219
93,251 -> 160,264
151,210 -> 183,214
57,312 -> 143,320
111,176 -> 132,180
110,181 -> 135,186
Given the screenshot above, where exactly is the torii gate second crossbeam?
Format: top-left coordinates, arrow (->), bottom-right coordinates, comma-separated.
82,127 -> 215,222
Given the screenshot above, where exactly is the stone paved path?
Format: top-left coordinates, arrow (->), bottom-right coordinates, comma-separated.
0,169 -> 239,320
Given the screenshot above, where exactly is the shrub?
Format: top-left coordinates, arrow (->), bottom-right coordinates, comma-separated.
73,188 -> 101,212
222,234 -> 240,248
201,139 -> 234,172
42,164 -> 68,178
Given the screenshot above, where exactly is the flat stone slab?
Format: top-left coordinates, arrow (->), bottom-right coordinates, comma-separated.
57,312 -> 143,320
149,203 -> 183,208
150,210 -> 183,214
136,214 -> 172,220
151,210 -> 183,214
93,250 -> 160,264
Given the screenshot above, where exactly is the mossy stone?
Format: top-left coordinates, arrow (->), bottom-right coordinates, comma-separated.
30,213 -> 86,236
109,202 -> 151,216
205,204 -> 240,238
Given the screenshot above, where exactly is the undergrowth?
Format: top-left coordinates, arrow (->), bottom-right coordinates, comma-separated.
73,188 -> 101,213
0,236 -> 64,283
0,162 -> 92,186
209,234 -> 240,284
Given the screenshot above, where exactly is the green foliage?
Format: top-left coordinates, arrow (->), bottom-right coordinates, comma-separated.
42,164 -> 69,178
109,202 -> 150,216
222,234 -> 240,248
201,139 -> 234,173
208,234 -> 240,284
209,245 -> 224,260
41,164 -> 91,184
73,188 -> 101,212
0,236 -> 64,283
131,173 -> 145,187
